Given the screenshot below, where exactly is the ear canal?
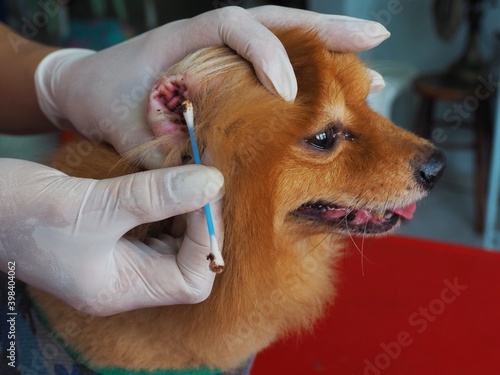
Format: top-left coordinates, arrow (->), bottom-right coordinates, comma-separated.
148,74 -> 191,137
146,74 -> 191,168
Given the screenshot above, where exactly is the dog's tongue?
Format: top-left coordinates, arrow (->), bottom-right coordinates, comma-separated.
392,203 -> 417,220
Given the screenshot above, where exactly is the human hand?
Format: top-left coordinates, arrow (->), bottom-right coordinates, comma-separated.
0,159 -> 223,316
34,6 -> 389,169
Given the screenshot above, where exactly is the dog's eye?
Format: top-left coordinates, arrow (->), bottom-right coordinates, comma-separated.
305,129 -> 339,150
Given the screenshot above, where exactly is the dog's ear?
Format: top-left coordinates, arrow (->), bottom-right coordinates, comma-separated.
146,74 -> 192,168
143,45 -> 253,169
367,69 -> 385,93
148,74 -> 190,138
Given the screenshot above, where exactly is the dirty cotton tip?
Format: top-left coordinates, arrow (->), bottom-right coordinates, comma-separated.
256,49 -> 297,102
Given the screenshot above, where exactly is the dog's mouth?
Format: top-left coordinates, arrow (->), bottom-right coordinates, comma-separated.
291,201 -> 417,234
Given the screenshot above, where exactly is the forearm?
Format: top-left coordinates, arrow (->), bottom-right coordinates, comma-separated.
0,23 -> 59,134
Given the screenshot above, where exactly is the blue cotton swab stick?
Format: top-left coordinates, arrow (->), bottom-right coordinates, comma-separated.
182,100 -> 224,273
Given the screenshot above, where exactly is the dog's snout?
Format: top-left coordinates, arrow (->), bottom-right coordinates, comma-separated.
415,149 -> 446,190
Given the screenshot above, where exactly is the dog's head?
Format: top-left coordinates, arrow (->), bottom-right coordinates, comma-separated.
146,28 -> 445,239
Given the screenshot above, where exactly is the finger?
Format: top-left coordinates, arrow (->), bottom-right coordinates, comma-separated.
249,5 -> 390,52
216,7 -> 297,101
145,234 -> 182,254
177,199 -> 224,288
118,136 -> 166,171
100,237 -> 216,314
115,201 -> 223,312
189,7 -> 297,101
141,147 -> 167,170
87,165 -> 224,234
108,124 -> 165,170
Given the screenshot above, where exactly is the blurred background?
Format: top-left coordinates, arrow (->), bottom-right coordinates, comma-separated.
1,0 -> 499,249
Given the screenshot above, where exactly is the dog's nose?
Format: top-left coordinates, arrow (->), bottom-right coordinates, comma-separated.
416,149 -> 446,190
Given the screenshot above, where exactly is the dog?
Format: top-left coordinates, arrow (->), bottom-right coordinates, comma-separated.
28,28 -> 446,374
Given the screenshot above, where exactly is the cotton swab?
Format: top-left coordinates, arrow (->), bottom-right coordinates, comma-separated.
181,100 -> 224,273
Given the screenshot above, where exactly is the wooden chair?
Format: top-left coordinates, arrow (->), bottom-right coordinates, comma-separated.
412,73 -> 493,233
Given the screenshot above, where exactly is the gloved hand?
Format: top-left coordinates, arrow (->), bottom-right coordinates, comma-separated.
0,159 -> 223,316
34,5 -> 389,169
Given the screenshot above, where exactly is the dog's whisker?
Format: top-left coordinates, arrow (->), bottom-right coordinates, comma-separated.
304,232 -> 333,258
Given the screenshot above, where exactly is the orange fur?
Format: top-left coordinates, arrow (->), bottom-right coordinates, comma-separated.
29,29 -> 441,372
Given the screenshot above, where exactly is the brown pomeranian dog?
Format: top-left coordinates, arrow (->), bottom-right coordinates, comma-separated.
29,28 -> 445,373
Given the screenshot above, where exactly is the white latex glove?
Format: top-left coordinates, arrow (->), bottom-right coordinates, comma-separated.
0,159 -> 224,316
35,5 -> 389,169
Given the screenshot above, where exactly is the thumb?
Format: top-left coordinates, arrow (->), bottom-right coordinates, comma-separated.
85,165 -> 224,234
108,125 -> 166,170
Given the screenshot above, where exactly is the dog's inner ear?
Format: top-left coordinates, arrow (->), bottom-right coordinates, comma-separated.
148,74 -> 191,138
146,74 -> 194,168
